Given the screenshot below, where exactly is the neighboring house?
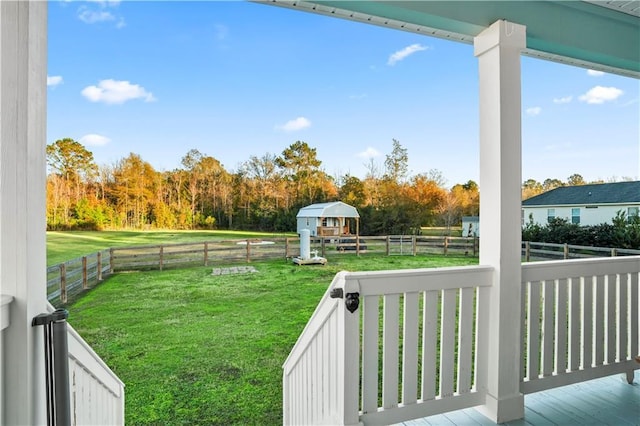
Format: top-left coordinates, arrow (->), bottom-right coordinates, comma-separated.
522,181 -> 640,227
296,201 -> 360,237
462,216 -> 480,237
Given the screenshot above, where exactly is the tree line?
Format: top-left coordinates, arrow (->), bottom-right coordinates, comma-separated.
48,137 -> 636,235
520,173 -> 636,200
46,138 -> 480,234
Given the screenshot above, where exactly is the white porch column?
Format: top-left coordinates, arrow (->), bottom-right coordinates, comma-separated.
0,1 -> 48,425
474,20 -> 526,423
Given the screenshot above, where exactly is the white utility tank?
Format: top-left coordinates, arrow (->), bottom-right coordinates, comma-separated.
299,229 -> 311,260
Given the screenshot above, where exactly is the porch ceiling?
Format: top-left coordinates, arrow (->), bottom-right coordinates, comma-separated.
257,0 -> 640,79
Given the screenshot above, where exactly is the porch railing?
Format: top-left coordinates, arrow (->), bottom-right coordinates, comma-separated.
284,256 -> 640,424
282,265 -> 494,425
2,299 -> 124,425
521,256 -> 640,393
44,302 -> 125,425
282,272 -> 354,425
0,295 -> 11,332
1,295 -> 13,423
67,322 -> 125,424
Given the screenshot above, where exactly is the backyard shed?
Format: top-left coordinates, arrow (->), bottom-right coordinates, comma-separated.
296,201 -> 360,237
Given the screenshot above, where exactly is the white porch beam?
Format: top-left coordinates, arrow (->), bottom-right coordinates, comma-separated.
473,20 -> 526,423
0,1 -> 48,424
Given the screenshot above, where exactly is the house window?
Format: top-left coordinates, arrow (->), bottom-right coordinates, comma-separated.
571,208 -> 580,224
629,207 -> 639,223
322,217 -> 328,227
547,209 -> 555,223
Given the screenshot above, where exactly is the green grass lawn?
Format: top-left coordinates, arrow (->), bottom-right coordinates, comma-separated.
420,226 -> 462,237
68,254 -> 478,425
47,230 -> 294,266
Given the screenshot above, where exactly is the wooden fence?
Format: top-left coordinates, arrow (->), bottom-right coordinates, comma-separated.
107,236 -> 480,271
522,241 -> 640,262
46,236 -> 477,306
47,236 -> 640,306
47,250 -> 112,305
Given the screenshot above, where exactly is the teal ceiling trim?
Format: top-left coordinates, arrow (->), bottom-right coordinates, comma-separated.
284,1 -> 639,77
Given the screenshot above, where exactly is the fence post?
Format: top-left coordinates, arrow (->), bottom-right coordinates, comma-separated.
60,264 -> 67,304
97,251 -> 103,281
335,278 -> 362,425
444,236 -> 449,255
204,242 -> 209,266
525,241 -> 530,262
109,248 -> 114,274
563,243 -> 569,259
611,248 -> 617,257
386,236 -> 390,255
412,235 -> 417,256
474,237 -> 479,257
285,238 -> 290,259
159,245 -> 164,271
246,240 -> 251,263
321,237 -> 326,257
82,256 -> 88,289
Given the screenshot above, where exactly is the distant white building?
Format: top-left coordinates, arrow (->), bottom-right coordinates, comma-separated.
462,216 -> 479,237
296,201 -> 360,237
522,181 -> 640,227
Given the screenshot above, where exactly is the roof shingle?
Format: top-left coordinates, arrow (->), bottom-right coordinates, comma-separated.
522,181 -> 640,206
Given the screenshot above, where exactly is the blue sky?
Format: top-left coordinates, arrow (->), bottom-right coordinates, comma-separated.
47,1 -> 640,187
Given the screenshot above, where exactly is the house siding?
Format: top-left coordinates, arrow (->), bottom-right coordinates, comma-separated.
522,181 -> 640,227
522,204 -> 639,227
297,217 -> 320,236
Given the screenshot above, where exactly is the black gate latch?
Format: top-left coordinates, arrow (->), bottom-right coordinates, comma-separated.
329,288 -> 360,313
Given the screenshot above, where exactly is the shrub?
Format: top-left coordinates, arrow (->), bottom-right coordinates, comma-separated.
522,211 -> 640,250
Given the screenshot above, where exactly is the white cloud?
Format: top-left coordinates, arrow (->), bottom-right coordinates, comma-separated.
277,117 -> 311,132
578,86 -> 623,104
81,79 -> 156,104
587,69 -> 605,77
80,134 -> 111,147
526,107 -> 542,116
620,98 -> 639,107
356,147 -> 381,159
553,96 -> 572,104
47,75 -> 63,87
87,0 -> 122,6
387,44 -> 428,66
77,1 -> 125,28
78,8 -> 115,24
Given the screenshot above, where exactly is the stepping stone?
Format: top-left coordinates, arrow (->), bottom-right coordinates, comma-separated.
212,266 -> 258,276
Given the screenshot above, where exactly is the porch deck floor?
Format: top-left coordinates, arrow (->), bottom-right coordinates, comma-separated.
400,370 -> 640,425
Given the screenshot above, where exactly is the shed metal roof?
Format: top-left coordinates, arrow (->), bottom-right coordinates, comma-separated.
522,181 -> 640,206
258,0 -> 639,78
296,201 -> 360,218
